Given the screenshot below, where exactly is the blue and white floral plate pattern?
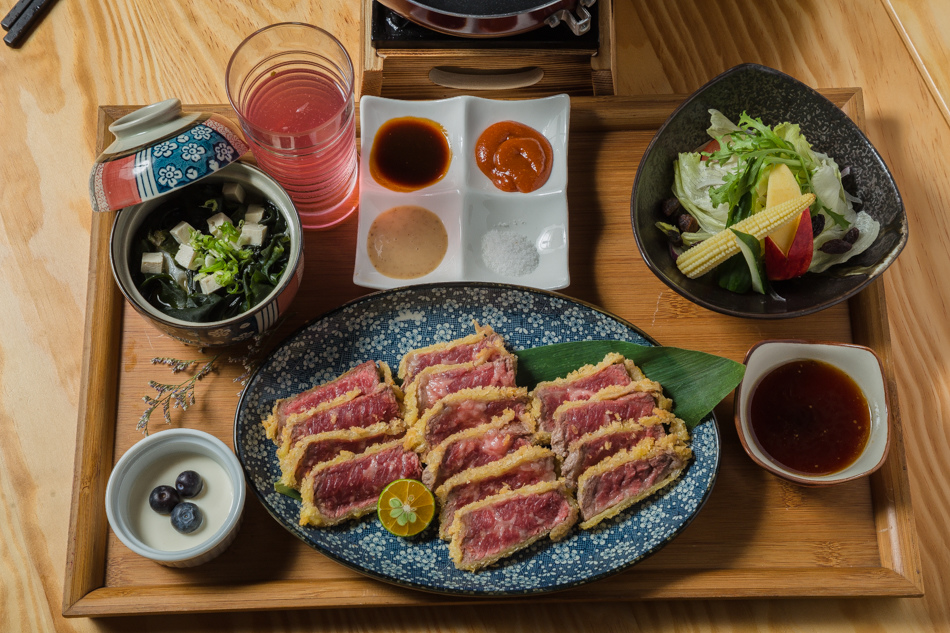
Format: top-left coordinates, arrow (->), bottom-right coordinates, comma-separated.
234,283 -> 720,595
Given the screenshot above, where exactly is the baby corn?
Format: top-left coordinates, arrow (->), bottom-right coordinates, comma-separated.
676,193 -> 816,279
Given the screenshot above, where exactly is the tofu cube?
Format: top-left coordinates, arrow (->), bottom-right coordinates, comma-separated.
170,221 -> 196,245
207,212 -> 232,238
222,182 -> 245,203
197,273 -> 224,295
174,244 -> 200,270
140,252 -> 164,275
239,223 -> 267,247
244,204 -> 265,224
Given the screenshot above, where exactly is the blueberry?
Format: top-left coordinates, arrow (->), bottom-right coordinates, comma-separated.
148,485 -> 180,515
175,470 -> 203,498
170,501 -> 203,534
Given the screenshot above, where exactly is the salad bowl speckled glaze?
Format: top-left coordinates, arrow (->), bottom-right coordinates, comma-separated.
234,283 -> 719,596
630,63 -> 908,319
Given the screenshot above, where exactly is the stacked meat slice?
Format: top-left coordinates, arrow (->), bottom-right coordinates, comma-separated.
261,324 -> 692,571
261,360 -> 419,527
401,322 -> 577,571
530,353 -> 692,529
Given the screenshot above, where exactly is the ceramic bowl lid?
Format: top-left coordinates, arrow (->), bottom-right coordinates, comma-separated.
89,99 -> 250,213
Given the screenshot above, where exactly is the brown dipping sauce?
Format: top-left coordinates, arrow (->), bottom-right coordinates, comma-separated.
475,121 -> 553,193
749,359 -> 870,475
370,117 -> 451,192
367,205 -> 448,279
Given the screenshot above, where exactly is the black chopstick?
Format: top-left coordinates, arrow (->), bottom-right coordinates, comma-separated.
1,0 -> 32,30
3,0 -> 57,48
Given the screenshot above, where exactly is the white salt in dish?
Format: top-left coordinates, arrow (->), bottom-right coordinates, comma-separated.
354,95 -> 570,290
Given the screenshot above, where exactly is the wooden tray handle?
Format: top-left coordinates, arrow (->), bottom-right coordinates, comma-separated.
427,66 -> 545,91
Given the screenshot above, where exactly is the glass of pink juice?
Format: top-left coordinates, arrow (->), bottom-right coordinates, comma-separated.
226,23 -> 358,230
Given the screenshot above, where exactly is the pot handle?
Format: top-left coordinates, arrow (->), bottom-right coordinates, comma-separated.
546,0 -> 595,36
428,67 -> 544,91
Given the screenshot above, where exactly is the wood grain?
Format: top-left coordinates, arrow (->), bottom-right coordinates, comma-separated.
2,0 -> 950,631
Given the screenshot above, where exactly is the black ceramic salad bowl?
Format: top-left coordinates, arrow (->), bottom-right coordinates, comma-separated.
630,63 -> 907,319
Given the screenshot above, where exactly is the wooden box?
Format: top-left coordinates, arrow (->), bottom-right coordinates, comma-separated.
360,0 -> 615,98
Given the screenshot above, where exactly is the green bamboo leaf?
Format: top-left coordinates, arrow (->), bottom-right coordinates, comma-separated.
274,481 -> 302,502
514,341 -> 744,430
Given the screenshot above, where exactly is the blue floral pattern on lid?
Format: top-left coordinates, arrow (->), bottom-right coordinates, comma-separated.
234,283 -> 720,595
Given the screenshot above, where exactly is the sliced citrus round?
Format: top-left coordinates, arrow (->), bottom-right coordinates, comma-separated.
377,479 -> 435,537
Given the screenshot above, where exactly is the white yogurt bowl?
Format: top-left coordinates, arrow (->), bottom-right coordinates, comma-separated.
105,428 -> 246,567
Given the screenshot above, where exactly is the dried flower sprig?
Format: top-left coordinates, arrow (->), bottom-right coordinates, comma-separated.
137,355 -> 218,435
136,316 -> 289,434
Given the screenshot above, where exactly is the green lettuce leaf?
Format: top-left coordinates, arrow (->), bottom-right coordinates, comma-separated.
672,152 -> 731,236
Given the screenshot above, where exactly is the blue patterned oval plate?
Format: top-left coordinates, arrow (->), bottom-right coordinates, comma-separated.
234,283 -> 720,596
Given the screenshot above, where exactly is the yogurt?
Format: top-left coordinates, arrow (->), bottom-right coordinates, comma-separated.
128,453 -> 233,552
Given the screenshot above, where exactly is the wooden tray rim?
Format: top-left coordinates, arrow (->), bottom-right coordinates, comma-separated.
63,93 -> 923,617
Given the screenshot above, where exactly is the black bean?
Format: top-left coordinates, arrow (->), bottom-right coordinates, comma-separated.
676,213 -> 699,233
811,214 -> 825,237
660,226 -> 682,246
843,227 -> 860,244
840,167 -> 857,197
661,198 -> 682,218
819,239 -> 853,254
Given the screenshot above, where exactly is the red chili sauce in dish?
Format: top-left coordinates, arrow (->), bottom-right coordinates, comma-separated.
749,359 -> 870,475
475,121 -> 553,193
369,117 -> 451,192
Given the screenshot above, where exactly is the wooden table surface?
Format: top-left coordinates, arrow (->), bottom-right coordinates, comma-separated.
1,0 -> 947,631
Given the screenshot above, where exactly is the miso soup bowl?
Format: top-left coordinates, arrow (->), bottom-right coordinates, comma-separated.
734,340 -> 891,486
110,162 -> 304,347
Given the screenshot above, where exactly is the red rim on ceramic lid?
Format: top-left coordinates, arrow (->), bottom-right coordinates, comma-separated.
88,98 -> 250,213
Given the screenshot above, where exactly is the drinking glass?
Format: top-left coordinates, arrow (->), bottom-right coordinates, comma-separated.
226,23 -> 358,230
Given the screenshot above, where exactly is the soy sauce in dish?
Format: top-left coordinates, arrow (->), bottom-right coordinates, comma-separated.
749,359 -> 870,475
370,117 -> 450,192
367,205 -> 448,279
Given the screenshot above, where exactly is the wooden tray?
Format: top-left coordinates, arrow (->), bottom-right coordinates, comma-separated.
63,93 -> 923,617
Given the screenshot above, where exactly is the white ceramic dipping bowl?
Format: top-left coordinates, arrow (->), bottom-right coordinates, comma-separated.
105,428 -> 246,567
734,340 -> 891,486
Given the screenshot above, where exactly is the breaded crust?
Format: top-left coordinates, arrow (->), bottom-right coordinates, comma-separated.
436,444 -> 557,539
420,409 -> 532,489
262,361 -> 399,443
402,348 -> 517,426
403,385 -> 536,455
397,321 -> 504,382
549,381 -> 673,456
279,420 -> 408,489
529,353 -> 649,443
560,410 -> 685,486
576,434 -> 692,530
447,480 -> 578,572
298,439 -> 413,528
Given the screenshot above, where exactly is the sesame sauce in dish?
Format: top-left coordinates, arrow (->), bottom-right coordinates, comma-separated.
369,117 -> 451,192
367,205 -> 448,279
749,359 -> 870,475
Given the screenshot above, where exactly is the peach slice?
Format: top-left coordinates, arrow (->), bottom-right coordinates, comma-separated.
764,164 -> 804,254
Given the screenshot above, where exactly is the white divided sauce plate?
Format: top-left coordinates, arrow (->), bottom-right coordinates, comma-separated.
355,94 -> 570,290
